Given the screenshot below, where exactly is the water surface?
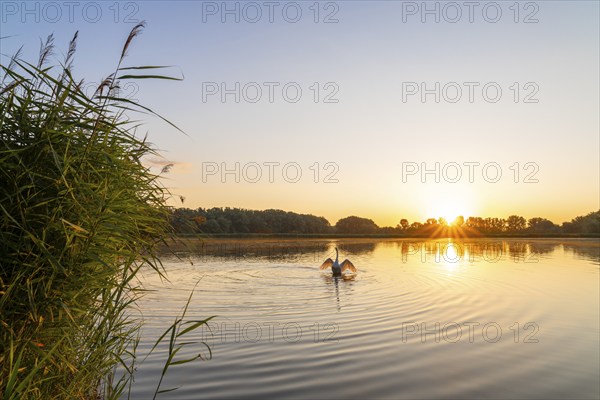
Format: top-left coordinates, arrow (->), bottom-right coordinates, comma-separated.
129,238 -> 599,399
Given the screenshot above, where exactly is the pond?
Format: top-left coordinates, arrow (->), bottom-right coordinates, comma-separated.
128,238 -> 599,399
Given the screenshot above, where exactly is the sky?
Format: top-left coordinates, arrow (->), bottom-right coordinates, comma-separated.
1,0 -> 598,226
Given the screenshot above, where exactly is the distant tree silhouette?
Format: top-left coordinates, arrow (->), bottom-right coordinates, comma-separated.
399,218 -> 410,231
335,216 -> 379,234
528,217 -> 559,233
410,222 -> 423,230
562,211 -> 600,234
486,217 -> 507,233
465,216 -> 484,231
170,207 -> 332,234
507,215 -> 527,232
170,208 -> 599,236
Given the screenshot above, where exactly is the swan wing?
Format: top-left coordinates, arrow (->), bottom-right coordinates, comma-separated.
341,259 -> 356,272
319,258 -> 334,269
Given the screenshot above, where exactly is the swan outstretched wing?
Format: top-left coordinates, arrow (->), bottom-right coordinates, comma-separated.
340,259 -> 356,272
319,258 -> 334,269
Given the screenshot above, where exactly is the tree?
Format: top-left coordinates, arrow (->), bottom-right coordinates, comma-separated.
399,219 -> 410,230
485,217 -> 506,233
506,215 -> 526,232
562,210 -> 600,234
410,222 -> 423,230
335,216 -> 379,234
465,216 -> 484,230
528,217 -> 558,233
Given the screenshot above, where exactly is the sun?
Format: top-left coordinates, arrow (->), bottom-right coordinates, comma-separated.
423,189 -> 476,225
436,203 -> 463,224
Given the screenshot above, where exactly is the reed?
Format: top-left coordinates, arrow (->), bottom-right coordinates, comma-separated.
0,24 -> 204,399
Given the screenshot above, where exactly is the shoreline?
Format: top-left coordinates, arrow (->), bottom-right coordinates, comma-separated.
171,233 -> 600,240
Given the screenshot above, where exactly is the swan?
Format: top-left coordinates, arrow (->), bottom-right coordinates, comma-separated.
320,247 -> 356,276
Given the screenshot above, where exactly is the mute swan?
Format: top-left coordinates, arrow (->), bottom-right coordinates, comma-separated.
320,247 -> 356,276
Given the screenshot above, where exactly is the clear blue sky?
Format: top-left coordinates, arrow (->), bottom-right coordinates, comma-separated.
1,1 -> 598,225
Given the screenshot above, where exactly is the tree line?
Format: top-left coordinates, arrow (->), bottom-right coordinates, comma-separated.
170,208 -> 600,236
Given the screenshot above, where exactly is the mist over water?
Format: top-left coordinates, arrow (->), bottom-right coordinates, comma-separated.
130,239 -> 599,399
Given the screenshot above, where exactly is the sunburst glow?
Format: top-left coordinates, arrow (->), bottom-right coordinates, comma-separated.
423,189 -> 476,224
